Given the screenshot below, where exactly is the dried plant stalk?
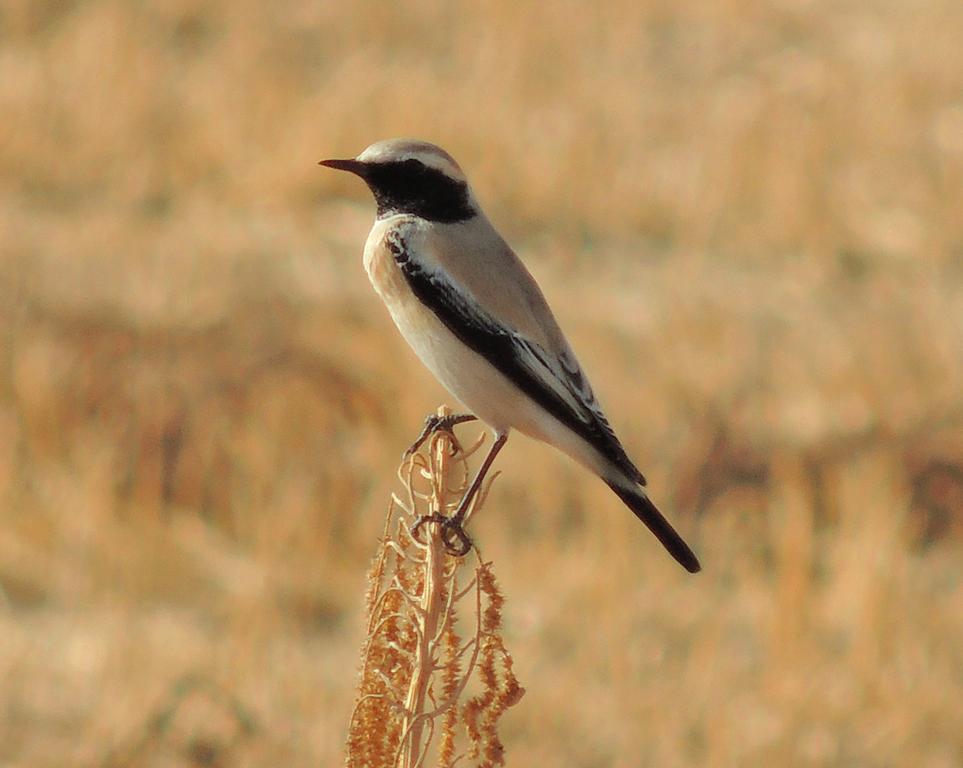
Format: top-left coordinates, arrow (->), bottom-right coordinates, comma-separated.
346,406 -> 524,768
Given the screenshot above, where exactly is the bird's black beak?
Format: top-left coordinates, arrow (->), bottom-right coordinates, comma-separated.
318,158 -> 368,178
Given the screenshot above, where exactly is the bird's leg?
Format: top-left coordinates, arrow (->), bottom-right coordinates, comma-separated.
403,412 -> 478,460
409,511 -> 449,542
406,413 -> 480,547
409,433 -> 508,555
438,433 -> 508,556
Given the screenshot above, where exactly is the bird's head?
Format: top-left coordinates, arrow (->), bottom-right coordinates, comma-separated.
320,138 -> 477,223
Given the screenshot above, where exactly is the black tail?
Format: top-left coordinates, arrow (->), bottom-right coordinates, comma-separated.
606,482 -> 701,573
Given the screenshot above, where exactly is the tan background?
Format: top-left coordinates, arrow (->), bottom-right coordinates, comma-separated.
1,0 -> 961,765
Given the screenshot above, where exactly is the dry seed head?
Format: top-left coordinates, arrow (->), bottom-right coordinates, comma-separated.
345,407 -> 524,768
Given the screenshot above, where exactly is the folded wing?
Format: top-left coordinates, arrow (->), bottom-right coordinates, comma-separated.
389,231 -> 645,485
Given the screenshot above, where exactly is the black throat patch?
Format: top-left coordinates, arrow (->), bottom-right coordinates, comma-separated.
363,159 -> 475,223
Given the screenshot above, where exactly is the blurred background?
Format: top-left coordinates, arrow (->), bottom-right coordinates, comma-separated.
1,0 -> 961,765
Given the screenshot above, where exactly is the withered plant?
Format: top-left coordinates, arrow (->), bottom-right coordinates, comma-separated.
345,408 -> 524,768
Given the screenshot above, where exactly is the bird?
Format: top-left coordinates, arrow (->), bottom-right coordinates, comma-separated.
320,139 -> 700,573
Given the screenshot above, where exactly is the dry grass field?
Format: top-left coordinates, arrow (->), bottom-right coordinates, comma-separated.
2,0 -> 962,765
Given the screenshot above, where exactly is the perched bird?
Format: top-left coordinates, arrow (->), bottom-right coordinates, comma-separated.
320,139 -> 700,572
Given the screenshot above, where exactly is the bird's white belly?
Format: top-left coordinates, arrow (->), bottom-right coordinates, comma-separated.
387,290 -> 537,434
363,239 -> 535,434
389,298 -> 611,477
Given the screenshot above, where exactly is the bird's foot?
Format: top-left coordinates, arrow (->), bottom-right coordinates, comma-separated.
409,513 -> 473,556
403,413 -> 477,460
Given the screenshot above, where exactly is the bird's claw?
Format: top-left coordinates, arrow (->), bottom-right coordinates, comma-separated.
409,513 -> 473,556
402,413 -> 477,460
